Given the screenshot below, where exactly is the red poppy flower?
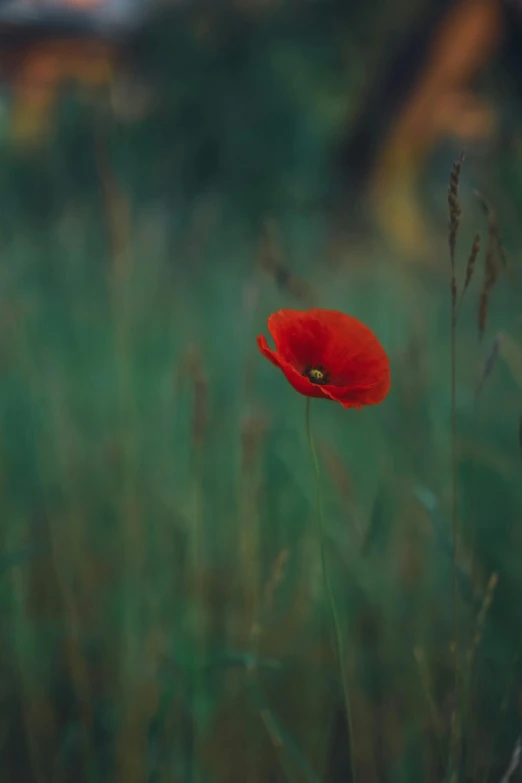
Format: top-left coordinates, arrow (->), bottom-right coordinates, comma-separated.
257,308 -> 390,409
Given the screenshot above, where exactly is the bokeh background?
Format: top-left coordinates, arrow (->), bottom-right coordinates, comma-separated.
0,0 -> 521,781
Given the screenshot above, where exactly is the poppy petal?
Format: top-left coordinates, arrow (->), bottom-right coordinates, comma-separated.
267,310 -> 331,372
268,309 -> 389,391
322,372 -> 391,409
310,310 -> 389,386
257,309 -> 391,408
257,335 -> 328,399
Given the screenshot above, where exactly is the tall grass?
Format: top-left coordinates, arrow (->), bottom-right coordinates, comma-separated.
0,149 -> 521,783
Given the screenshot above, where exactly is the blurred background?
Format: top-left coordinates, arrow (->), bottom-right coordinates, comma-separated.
0,0 -> 521,781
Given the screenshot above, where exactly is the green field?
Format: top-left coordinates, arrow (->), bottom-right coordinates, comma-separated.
0,6 -> 521,782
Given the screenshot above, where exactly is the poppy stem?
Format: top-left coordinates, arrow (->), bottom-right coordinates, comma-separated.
305,398 -> 356,783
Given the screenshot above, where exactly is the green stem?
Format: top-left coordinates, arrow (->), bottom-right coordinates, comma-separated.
305,398 -> 356,783
449,261 -> 461,783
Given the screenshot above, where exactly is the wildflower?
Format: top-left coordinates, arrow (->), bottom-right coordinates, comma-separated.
257,308 -> 390,409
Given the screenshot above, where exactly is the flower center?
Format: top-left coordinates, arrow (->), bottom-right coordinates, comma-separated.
304,365 -> 330,384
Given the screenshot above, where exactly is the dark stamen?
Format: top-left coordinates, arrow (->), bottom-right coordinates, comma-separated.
304,365 -> 330,384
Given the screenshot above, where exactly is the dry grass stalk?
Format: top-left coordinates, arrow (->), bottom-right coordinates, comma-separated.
478,261 -> 497,342
448,152 -> 465,299
447,154 -> 464,782
475,191 -> 503,340
257,218 -> 316,306
499,332 -> 522,389
464,232 -> 481,292
457,232 -> 481,319
476,191 -> 515,283
475,333 -> 503,400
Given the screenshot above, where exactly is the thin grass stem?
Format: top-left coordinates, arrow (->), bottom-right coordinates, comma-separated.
305,398 -> 356,783
448,154 -> 462,782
